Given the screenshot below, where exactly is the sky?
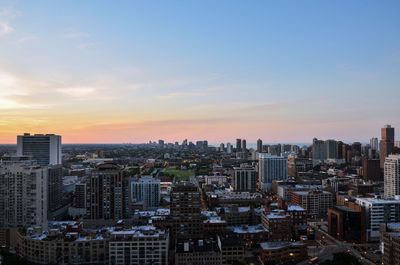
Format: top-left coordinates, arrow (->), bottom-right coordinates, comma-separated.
0,0 -> 399,144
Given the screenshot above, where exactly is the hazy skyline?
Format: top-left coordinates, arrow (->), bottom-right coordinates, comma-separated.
0,1 -> 399,144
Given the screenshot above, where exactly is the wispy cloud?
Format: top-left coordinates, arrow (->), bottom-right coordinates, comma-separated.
0,6 -> 19,36
0,21 -> 13,35
158,91 -> 205,100
56,86 -> 97,99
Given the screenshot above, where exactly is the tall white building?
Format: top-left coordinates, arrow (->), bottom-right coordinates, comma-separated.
17,133 -> 62,166
258,153 -> 288,192
0,156 -> 48,229
130,176 -> 160,210
226,143 -> 232,154
384,155 -> 400,199
370,137 -> 379,151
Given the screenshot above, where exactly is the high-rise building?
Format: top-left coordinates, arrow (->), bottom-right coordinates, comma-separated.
257,139 -> 263,153
337,141 -> 344,159
73,182 -> 87,209
236,139 -> 242,151
384,155 -> 400,199
226,143 -> 232,154
342,143 -> 351,163
17,133 -> 62,166
370,137 -> 379,151
380,125 -> 395,168
47,165 -> 63,213
87,163 -> 126,220
0,156 -> 48,229
242,139 -> 247,151
325,139 -> 338,159
219,143 -> 225,152
130,176 -> 160,210
351,142 -> 362,157
233,164 -> 257,192
258,153 -> 288,192
312,138 -> 326,161
170,183 -> 203,241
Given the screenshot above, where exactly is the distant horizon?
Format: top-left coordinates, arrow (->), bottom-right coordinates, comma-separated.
1,1 -> 399,144
0,139 -> 389,147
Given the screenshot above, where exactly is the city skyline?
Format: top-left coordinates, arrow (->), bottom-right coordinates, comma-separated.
1,1 -> 400,143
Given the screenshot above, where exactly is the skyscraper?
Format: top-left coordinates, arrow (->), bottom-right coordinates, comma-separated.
0,156 -> 48,229
87,163 -> 126,219
380,125 -> 395,168
325,139 -> 338,159
130,176 -> 160,210
384,155 -> 400,199
258,153 -> 288,192
242,139 -> 247,151
226,143 -> 232,154
47,165 -> 63,213
312,138 -> 326,161
170,182 -> 203,240
370,137 -> 379,151
257,139 -> 263,153
236,139 -> 242,151
17,133 -> 62,166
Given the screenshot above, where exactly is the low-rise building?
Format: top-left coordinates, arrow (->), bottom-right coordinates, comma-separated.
229,225 -> 268,248
16,222 -> 108,265
175,239 -> 222,265
380,223 -> 400,265
259,241 -> 307,265
109,226 -> 169,265
261,210 -> 291,241
290,190 -> 333,218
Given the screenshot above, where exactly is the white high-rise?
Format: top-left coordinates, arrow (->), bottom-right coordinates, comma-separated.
0,156 -> 48,229
130,176 -> 160,209
258,153 -> 288,191
226,143 -> 232,154
17,133 -> 62,166
384,154 -> 400,199
370,137 -> 379,151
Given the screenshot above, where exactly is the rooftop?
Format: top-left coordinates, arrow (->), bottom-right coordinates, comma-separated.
260,241 -> 305,250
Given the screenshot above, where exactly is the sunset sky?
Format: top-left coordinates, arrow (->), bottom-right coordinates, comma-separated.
0,0 -> 399,144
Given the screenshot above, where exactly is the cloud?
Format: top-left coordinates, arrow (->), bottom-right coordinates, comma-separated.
0,6 -> 19,36
158,91 -> 205,100
0,21 -> 13,35
56,86 -> 97,99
